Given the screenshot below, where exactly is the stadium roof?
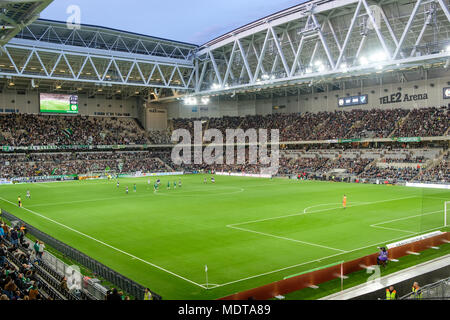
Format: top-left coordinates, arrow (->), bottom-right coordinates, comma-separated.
0,0 -> 53,46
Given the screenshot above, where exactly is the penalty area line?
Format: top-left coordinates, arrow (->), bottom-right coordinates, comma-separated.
213,225 -> 445,290
0,196 -> 206,290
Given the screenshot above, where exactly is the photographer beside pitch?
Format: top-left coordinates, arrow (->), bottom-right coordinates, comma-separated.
377,246 -> 388,268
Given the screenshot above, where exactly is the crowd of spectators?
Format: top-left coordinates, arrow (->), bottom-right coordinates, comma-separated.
415,153 -> 449,183
0,151 -> 170,179
0,114 -> 150,146
359,166 -> 421,182
0,106 -> 447,148
0,222 -> 46,300
392,107 -> 448,138
168,106 -> 448,143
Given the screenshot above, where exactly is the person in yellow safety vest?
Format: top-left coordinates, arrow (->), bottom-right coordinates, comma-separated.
144,288 -> 153,300
386,286 -> 397,300
412,282 -> 422,299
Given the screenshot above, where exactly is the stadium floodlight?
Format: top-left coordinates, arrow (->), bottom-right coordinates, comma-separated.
446,45 -> 450,53
201,96 -> 210,105
359,56 -> 369,66
369,51 -> 387,62
341,63 -> 348,73
261,74 -> 270,80
305,67 -> 313,74
211,83 -> 220,90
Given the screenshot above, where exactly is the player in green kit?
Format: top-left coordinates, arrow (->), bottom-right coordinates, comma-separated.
154,182 -> 158,192
167,181 -> 171,190
174,181 -> 177,189
133,184 -> 137,192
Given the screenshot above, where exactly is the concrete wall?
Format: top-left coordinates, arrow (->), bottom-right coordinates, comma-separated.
166,76 -> 450,119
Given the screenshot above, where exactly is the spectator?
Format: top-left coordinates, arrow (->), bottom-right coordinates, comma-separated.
27,282 -> 39,300
106,288 -> 122,301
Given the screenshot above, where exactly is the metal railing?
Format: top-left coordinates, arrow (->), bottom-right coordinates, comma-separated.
400,277 -> 450,300
1,209 -> 161,300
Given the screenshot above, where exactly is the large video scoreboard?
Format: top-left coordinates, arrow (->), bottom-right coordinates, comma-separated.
40,93 -> 79,114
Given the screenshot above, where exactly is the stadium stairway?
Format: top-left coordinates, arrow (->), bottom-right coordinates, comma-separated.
156,157 -> 174,171
16,238 -> 91,300
3,246 -> 69,300
388,111 -> 411,138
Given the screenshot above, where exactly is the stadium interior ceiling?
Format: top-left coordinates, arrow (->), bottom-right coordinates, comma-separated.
0,0 -> 448,105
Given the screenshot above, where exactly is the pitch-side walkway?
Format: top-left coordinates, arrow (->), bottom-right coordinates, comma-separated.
320,254 -> 450,300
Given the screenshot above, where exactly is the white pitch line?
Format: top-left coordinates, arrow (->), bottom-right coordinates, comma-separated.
370,210 -> 443,226
0,196 -> 206,289
213,225 -> 446,289
228,195 -> 417,227
370,225 -> 417,234
227,225 -> 347,253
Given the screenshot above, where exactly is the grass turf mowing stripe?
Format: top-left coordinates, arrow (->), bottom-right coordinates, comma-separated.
1,176 -> 448,299
0,196 -> 206,290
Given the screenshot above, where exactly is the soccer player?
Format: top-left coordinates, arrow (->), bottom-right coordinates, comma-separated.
133,184 -> 137,192
343,194 -> 347,209
154,181 -> 158,192
211,177 -> 215,184
174,181 -> 177,189
167,181 -> 171,190
147,178 -> 151,186
18,196 -> 22,208
26,190 -> 30,199
203,178 -> 207,184
126,186 -> 129,194
117,180 -> 120,188
178,179 -> 182,188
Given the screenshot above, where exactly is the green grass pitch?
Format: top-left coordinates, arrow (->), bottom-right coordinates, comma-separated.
0,175 -> 449,299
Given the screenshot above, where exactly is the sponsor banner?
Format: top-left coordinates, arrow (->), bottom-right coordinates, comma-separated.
215,172 -> 272,178
0,145 -> 147,152
394,137 -> 421,142
386,231 -> 444,249
338,138 -> 361,143
0,179 -> 12,185
379,91 -> 428,104
118,172 -> 184,178
405,182 -> 450,190
12,174 -> 77,182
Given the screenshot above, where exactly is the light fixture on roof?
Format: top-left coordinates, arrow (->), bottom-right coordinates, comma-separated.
184,96 -> 197,105
200,96 -> 210,105
211,83 -> 220,90
359,56 -> 369,66
369,51 -> 387,62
